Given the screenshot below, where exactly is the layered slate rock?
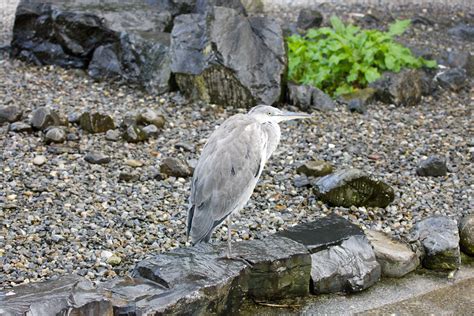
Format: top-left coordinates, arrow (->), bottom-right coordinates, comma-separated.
30,107 -> 61,130
132,236 -> 310,314
170,7 -> 286,107
310,235 -> 381,294
287,83 -> 336,112
79,112 -> 115,134
459,215 -> 474,256
313,169 -> 395,208
369,69 -> 424,106
11,0 -> 173,94
0,275 -> 112,315
277,213 -> 380,293
413,216 -> 461,271
366,230 -> 419,278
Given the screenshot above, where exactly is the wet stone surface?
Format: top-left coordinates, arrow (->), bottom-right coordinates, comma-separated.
413,216 -> 461,271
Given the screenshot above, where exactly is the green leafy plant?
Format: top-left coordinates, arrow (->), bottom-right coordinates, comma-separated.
287,16 -> 437,96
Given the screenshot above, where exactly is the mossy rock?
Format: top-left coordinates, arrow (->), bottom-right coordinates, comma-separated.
313,169 -> 394,208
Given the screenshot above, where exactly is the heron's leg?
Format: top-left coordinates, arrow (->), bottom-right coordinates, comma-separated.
227,215 -> 232,258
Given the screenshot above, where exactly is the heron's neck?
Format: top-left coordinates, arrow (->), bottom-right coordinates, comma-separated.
262,122 -> 281,161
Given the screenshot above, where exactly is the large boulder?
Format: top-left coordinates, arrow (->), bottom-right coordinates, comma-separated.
11,0 -> 173,94
170,6 -> 286,107
313,169 -> 395,208
459,215 -> 474,256
413,216 -> 461,271
287,83 -> 336,112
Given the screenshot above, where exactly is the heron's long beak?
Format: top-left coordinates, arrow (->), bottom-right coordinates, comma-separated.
276,111 -> 312,122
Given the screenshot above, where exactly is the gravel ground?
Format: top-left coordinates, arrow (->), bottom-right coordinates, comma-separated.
0,3 -> 473,289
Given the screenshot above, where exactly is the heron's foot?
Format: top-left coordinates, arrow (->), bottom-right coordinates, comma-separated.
218,255 -> 253,267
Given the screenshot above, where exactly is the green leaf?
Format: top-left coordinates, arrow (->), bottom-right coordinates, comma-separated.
364,67 -> 380,82
388,19 -> 411,37
330,16 -> 345,34
385,54 -> 396,70
423,59 -> 437,68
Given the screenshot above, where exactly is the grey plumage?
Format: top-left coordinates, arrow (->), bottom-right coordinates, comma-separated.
187,105 -> 311,251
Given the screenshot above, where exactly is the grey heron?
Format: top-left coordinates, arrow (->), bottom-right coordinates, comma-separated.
187,105 -> 311,256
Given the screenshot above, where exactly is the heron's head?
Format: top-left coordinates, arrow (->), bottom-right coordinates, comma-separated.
248,105 -> 312,124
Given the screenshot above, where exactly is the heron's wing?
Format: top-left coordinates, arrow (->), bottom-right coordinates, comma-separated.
188,114 -> 266,243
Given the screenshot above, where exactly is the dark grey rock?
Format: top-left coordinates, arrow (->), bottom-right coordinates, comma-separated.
287,83 -> 335,112
175,142 -> 195,152
195,0 -> 247,15
119,172 -> 140,182
12,1 -> 173,94
228,235 -> 311,300
8,121 -> 32,133
132,236 -> 310,313
366,230 -> 420,278
0,275 -> 112,315
413,216 -> 461,271
143,124 -> 160,138
160,157 -> 192,178
67,111 -> 81,124
296,9 -> 323,31
123,125 -> 148,143
459,215 -> 474,256
138,109 -> 166,128
277,213 -> 365,253
80,112 -> 115,133
313,169 -> 395,208
30,107 -> 61,130
105,129 -> 121,141
0,105 -> 22,124
170,7 -> 286,107
310,235 -> 381,294
340,88 -> 376,114
416,156 -> 448,177
446,51 -> 473,77
447,23 -> 474,42
293,174 -> 311,188
369,70 -> 424,106
296,160 -> 333,177
436,68 -> 467,92
121,112 -> 140,128
44,127 -> 66,144
84,152 -> 111,165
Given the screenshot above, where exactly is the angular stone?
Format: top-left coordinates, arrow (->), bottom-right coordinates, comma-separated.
313,169 -> 395,208
296,160 -> 333,177
0,275 -> 112,315
143,124 -> 160,138
436,68 -> 467,92
119,172 -> 140,182
0,105 -> 22,124
160,157 -> 192,178
12,1 -> 174,94
310,235 -> 381,294
296,9 -> 323,31
30,107 -> 61,130
171,7 -> 286,107
369,69 -> 424,106
9,121 -> 33,133
80,112 -> 115,133
287,83 -> 335,112
413,216 -> 461,271
293,174 -> 311,188
44,127 -> 66,144
416,155 -> 448,177
84,152 -> 111,165
132,243 -> 248,314
105,129 -> 121,141
138,109 -> 166,128
366,230 -> 419,278
229,235 -> 311,300
277,213 -> 365,253
459,215 -> 474,256
123,125 -> 148,143
447,23 -> 474,42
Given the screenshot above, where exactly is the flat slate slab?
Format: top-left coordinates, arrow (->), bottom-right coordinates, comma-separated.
277,212 -> 365,253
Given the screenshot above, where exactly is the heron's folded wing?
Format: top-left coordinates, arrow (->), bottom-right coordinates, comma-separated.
188,116 -> 266,243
